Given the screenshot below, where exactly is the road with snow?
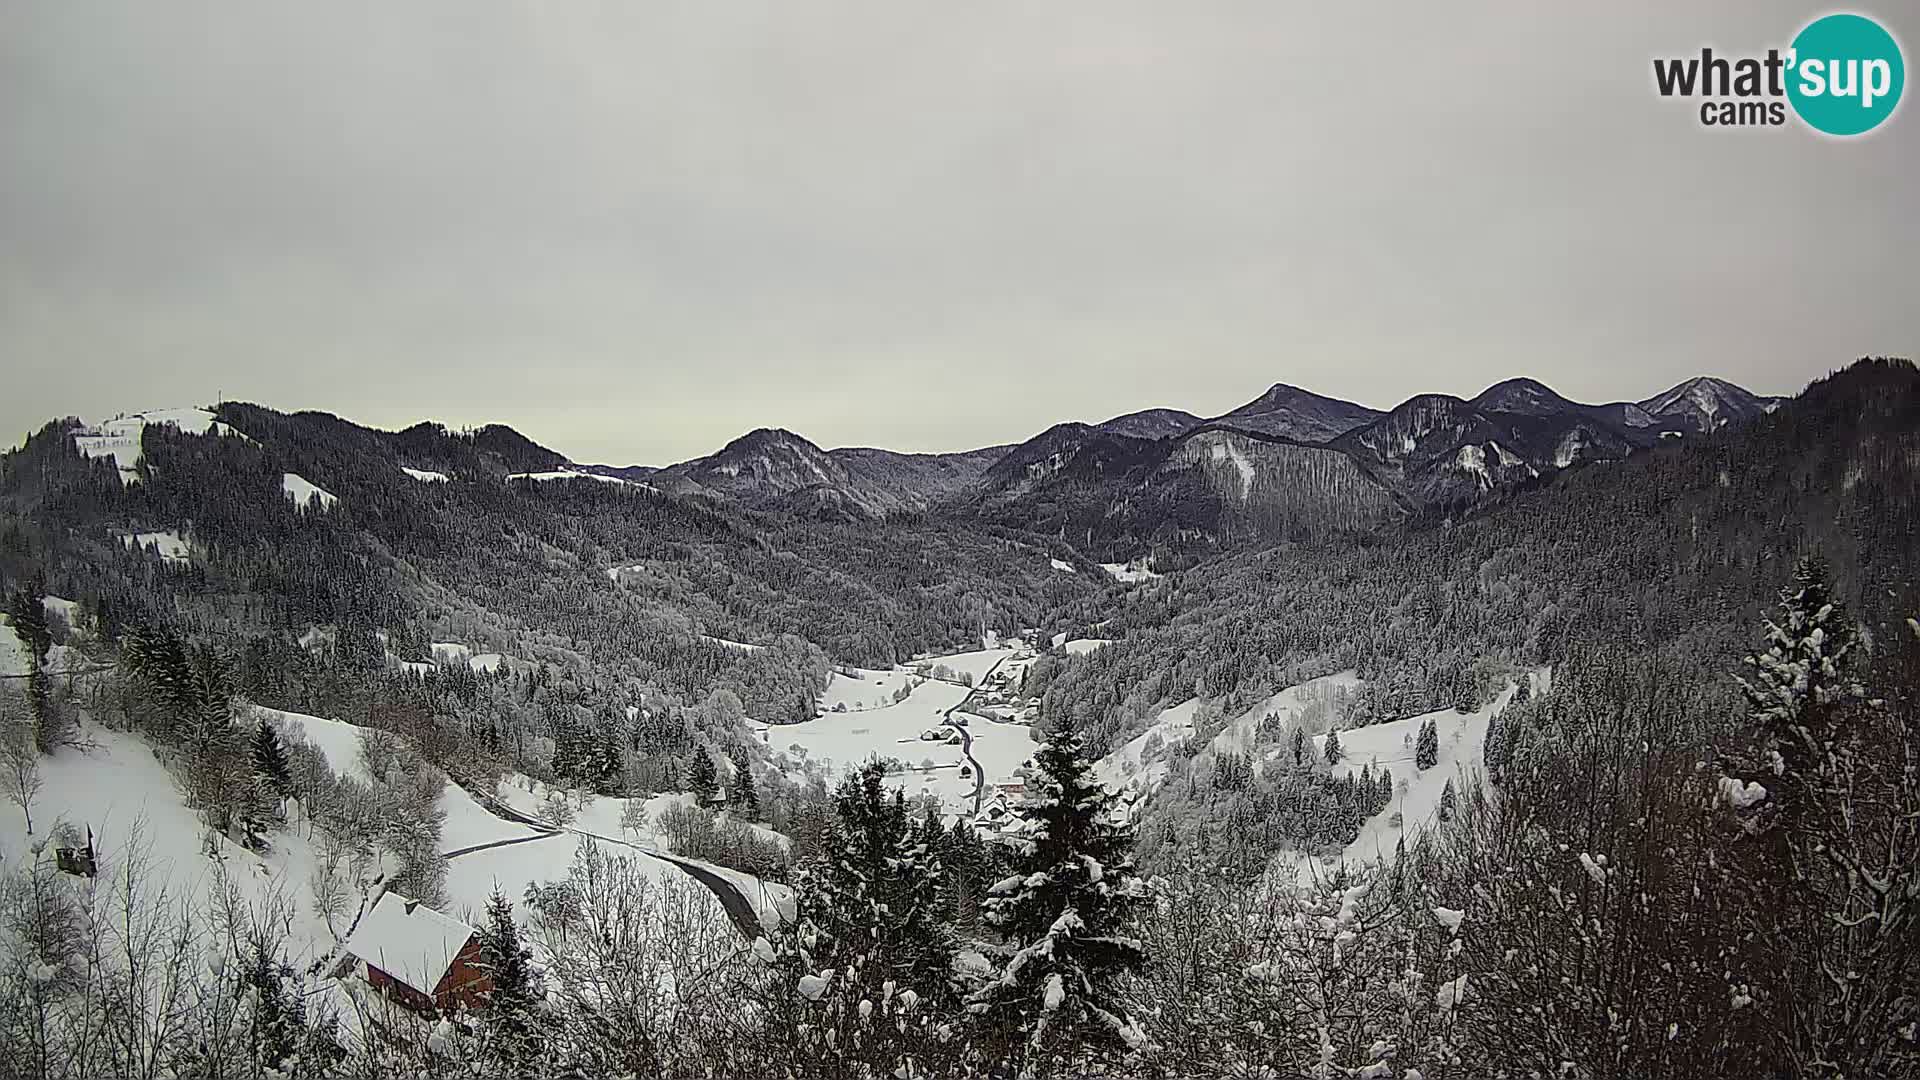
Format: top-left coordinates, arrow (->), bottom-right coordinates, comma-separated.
939,654 -> 1009,815
476,793 -> 773,940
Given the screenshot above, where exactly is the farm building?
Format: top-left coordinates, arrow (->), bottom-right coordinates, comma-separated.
342,893 -> 492,1014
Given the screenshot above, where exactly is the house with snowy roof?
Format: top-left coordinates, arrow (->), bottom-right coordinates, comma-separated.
342,893 -> 492,1014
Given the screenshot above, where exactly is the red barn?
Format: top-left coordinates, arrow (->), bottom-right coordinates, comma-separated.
343,893 -> 493,1014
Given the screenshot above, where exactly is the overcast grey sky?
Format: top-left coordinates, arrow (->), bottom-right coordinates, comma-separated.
2,3 -> 1914,464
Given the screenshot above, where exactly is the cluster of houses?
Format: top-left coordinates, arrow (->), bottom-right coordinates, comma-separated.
967,767 -> 1143,842
967,660 -> 1039,727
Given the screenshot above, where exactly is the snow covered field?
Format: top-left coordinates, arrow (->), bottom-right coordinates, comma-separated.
482,780 -> 792,929
262,707 -> 543,854
756,647 -> 1039,814
71,407 -> 243,485
1209,671 -> 1363,758
282,472 -> 339,511
508,468 -> 646,488
1087,667 -> 1548,884
1099,561 -> 1160,584
1,616 -> 85,677
400,466 -> 449,482
0,719 -> 346,968
1299,669 -> 1550,883
1062,638 -> 1112,655
0,692 -> 762,993
818,664 -> 918,712
121,530 -> 192,563
756,677 -> 970,767
913,644 -> 1020,686
1095,697 -> 1202,793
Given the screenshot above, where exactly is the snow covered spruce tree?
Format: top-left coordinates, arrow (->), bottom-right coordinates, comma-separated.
762,758 -> 953,1078
1731,554 -> 1863,811
1721,560 -> 1920,1074
970,728 -> 1149,1070
474,888 -> 546,1073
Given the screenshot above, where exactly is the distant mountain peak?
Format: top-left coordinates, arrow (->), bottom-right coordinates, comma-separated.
722,427 -> 821,452
1471,377 -> 1584,417
1213,383 -> 1382,443
1637,376 -> 1775,434
1096,408 -> 1203,440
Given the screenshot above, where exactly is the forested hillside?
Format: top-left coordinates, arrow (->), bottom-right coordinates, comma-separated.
1024,358 -> 1920,757
1,359 -> 1915,1078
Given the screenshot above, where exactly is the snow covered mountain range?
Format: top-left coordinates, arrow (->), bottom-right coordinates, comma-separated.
602,374 -> 1779,543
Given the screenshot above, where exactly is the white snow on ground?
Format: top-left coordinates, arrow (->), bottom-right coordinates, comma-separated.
1208,671 -> 1364,761
481,781 -> 792,928
121,530 -> 192,563
422,643 -> 503,673
430,642 -> 472,664
750,667 -> 1039,814
1456,445 -> 1490,490
1062,638 -> 1112,656
1050,558 -> 1076,573
754,677 -> 970,770
0,719 -> 345,970
259,707 -> 541,853
400,466 -> 449,483
1298,668 -> 1551,884
1554,431 -> 1586,469
818,664 -> 918,712
0,621 -> 31,677
282,473 -> 338,511
1208,438 -> 1256,501
71,408 -> 244,485
1095,697 -> 1202,794
701,635 -> 764,653
508,468 -> 647,488
914,645 -> 1017,687
1099,561 -> 1160,584
1,619 -> 85,677
41,595 -> 80,627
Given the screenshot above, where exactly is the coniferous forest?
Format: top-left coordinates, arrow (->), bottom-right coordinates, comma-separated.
0,358 -> 1915,1077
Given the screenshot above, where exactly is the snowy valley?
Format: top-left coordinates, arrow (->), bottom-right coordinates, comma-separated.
0,358 -> 1916,1078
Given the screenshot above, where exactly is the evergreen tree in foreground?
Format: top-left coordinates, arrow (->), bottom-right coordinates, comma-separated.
772,760 -> 953,1077
1735,554 -> 1863,787
804,760 -> 953,996
972,728 -> 1148,1063
1323,727 -> 1343,765
476,889 -> 542,1069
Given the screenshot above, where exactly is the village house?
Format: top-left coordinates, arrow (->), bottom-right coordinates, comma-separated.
342,893 -> 493,1014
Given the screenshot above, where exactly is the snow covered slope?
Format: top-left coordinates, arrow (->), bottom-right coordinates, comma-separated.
0,719 -> 345,967
71,407 -> 245,485
282,472 -> 339,511
260,706 -> 542,853
1298,669 -> 1550,883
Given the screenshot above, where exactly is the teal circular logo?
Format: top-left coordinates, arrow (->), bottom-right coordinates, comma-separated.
1787,14 -> 1904,135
